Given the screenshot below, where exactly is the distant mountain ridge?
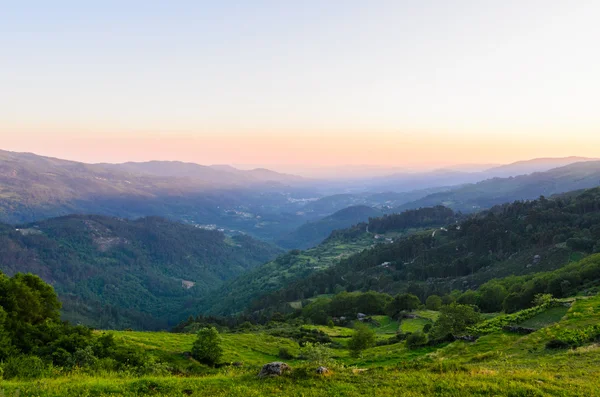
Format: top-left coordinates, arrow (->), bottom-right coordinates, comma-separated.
394,160 -> 600,213
0,150 -> 318,241
103,160 -> 304,184
359,157 -> 598,193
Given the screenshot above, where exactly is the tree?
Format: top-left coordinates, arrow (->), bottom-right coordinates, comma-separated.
457,290 -> 479,306
347,323 -> 375,357
430,303 -> 481,339
191,326 -> 223,366
425,295 -> 442,311
386,293 -> 421,317
477,282 -> 508,313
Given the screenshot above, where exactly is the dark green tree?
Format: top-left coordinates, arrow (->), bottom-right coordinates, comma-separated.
430,303 -> 481,339
386,293 -> 421,317
425,295 -> 443,311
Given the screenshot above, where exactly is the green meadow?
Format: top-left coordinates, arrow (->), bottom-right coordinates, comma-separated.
3,295 -> 600,396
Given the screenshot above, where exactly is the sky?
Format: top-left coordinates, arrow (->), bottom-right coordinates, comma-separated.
1,0 -> 600,173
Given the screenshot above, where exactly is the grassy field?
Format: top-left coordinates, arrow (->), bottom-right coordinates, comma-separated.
3,297 -> 600,396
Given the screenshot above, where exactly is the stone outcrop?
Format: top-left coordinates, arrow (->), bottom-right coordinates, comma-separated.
258,362 -> 291,378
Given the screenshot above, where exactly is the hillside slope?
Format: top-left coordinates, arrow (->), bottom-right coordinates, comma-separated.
0,215 -> 281,329
248,188 -> 600,314
200,206 -> 459,316
277,205 -> 383,249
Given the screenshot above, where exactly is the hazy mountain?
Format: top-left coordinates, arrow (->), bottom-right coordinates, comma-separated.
484,156 -> 598,177
277,205 -> 383,249
355,157 -> 596,194
397,160 -> 600,213
0,150 -> 318,240
0,214 -> 281,329
104,160 -> 304,184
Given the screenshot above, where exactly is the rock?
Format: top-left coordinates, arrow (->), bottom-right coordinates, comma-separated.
533,255 -> 541,264
502,326 -> 536,334
182,351 -> 192,358
454,335 -> 479,342
232,361 -> 244,367
258,362 -> 291,378
316,366 -> 329,375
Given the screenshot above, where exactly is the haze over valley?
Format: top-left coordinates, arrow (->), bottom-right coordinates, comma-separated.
2,1 -> 600,395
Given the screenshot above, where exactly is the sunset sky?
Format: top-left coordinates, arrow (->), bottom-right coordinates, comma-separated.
2,1 -> 599,173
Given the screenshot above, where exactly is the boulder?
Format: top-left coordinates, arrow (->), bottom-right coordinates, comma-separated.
316,366 -> 330,375
502,326 -> 536,334
258,362 -> 291,378
232,361 -> 244,367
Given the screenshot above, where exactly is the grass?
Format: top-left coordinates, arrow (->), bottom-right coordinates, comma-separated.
518,306 -> 570,329
113,331 -> 300,367
400,318 -> 432,333
3,366 -> 600,396
371,316 -> 400,334
5,298 -> 600,396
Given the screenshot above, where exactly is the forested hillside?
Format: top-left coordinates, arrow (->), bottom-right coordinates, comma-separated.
0,215 -> 281,329
277,205 -> 383,249
245,188 -> 600,315
199,206 -> 460,316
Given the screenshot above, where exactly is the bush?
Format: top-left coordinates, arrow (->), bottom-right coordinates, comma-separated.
278,347 -> 295,360
191,326 -> 223,366
348,323 -> 375,357
3,355 -> 48,380
299,342 -> 333,366
423,323 -> 433,333
406,332 -> 428,349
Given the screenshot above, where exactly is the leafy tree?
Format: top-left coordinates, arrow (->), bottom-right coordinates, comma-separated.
302,298 -> 330,325
386,293 -> 421,317
191,326 -> 223,366
457,290 -> 479,306
430,303 -> 481,339
425,295 -> 442,311
347,323 -> 375,357
477,282 -> 508,313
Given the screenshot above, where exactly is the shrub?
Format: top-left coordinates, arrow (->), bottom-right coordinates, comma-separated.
299,342 -> 333,366
278,347 -> 295,360
3,355 -> 48,380
348,323 -> 375,357
406,332 -> 428,349
191,326 -> 223,366
423,323 -> 433,333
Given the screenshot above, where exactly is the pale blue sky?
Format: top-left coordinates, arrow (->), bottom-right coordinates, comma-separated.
1,1 -> 599,167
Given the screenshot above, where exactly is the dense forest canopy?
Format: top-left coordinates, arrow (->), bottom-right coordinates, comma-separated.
243,188 -> 600,316
0,215 -> 281,330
